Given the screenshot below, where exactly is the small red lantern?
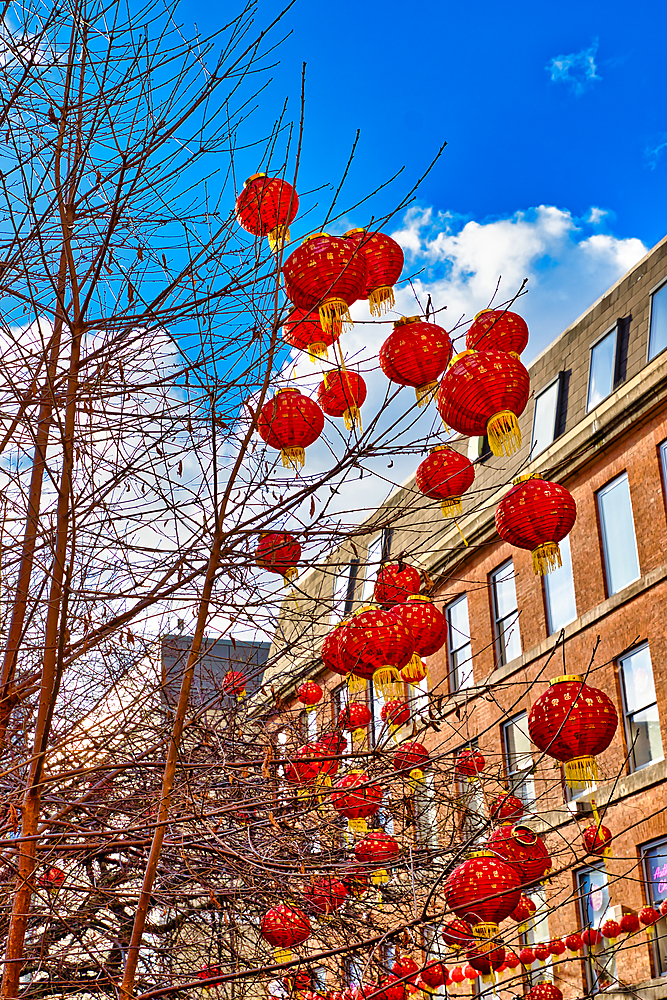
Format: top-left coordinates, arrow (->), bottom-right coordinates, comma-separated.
373,563 -> 421,608
443,852 -> 522,937
510,894 -> 536,923
344,229 -> 404,316
332,771 -> 383,833
455,749 -> 485,780
421,962 -> 446,990
222,670 -> 246,699
298,680 -> 323,708
487,824 -> 551,883
283,233 -> 367,335
379,317 -> 452,406
354,830 -> 400,866
463,965 -> 479,982
495,474 -> 577,576
466,309 -> 529,357
338,607 -> 415,697
601,919 -> 621,942
322,625 -> 351,676
256,531 -> 301,583
400,655 -> 428,685
533,943 -> 549,963
40,866 -> 65,891
519,947 -> 534,967
368,978 -> 404,1000
450,967 -> 465,986
393,741 -> 430,778
582,822 -> 613,857
548,938 -> 565,956
503,951 -> 520,970
620,913 -> 640,934
317,370 -> 367,431
436,350 -> 530,457
297,741 -> 339,784
640,905 -> 661,927
235,173 -> 299,252
391,956 -> 420,987
381,700 -> 410,728
582,928 -> 602,948
257,387 -> 324,471
528,675 -> 618,791
283,971 -> 311,993
565,932 -> 583,953
261,902 -> 311,958
525,984 -> 563,1000
441,918 -> 473,950
303,875 -> 348,915
283,306 -> 341,362
338,702 -> 372,735
466,941 -> 505,978
415,445 -> 475,518
490,791 -> 524,822
392,596 -> 447,657
197,965 -> 222,988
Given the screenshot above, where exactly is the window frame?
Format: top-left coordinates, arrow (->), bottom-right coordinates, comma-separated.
446,593 -> 473,693
576,862 -> 615,992
530,373 -> 563,457
586,323 -> 619,413
543,533 -> 577,636
640,835 -> 667,977
618,643 -> 663,772
502,710 -> 536,810
361,528 -> 392,603
648,277 -> 667,363
490,559 -> 521,666
330,559 -> 360,622
596,472 -> 641,597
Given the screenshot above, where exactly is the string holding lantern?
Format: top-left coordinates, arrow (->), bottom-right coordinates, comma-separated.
260,902 -> 311,962
331,770 -> 383,835
379,317 -> 452,407
317,370 -> 367,431
415,445 -> 475,518
443,850 -> 522,939
256,531 -> 301,584
495,474 -> 577,576
298,680 -> 323,711
337,607 -> 415,699
235,173 -> 299,252
466,309 -> 529,357
455,748 -> 485,783
343,229 -> 404,316
436,349 -> 530,457
283,306 -> 341,362
257,387 -> 325,471
283,233 -> 367,336
373,562 -> 421,608
222,670 -> 246,699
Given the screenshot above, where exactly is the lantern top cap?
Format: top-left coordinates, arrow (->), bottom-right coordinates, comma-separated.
344,227 -> 366,236
394,315 -> 422,328
549,673 -> 583,686
275,386 -> 300,396
512,473 -> 543,485
473,309 -> 492,319
447,349 -> 476,369
429,444 -> 448,454
302,231 -> 329,244
466,850 -> 496,859
244,172 -> 267,186
406,594 -> 431,604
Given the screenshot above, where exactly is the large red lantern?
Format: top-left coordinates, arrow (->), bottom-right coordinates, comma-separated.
528,675 -> 618,790
436,350 -> 530,457
373,563 -> 421,608
443,851 -> 522,937
466,309 -> 529,357
332,771 -> 383,833
257,387 -> 324,471
317,370 -> 367,431
487,824 -> 551,883
565,932 -> 583,953
441,918 -> 473,950
354,830 -> 400,866
392,596 -> 447,657
235,174 -> 299,252
256,531 -> 301,583
381,699 -> 410,728
455,749 -> 485,780
343,229 -> 404,315
415,446 -> 475,517
303,875 -> 348,915
582,822 -> 613,857
379,317 -> 452,406
283,306 -> 341,361
338,607 -> 415,697
393,741 -> 430,777
490,791 -> 524,822
283,233 -> 367,335
620,913 -> 639,934
261,902 -> 311,959
322,625 -> 351,676
495,474 -> 577,576
391,956 -> 420,986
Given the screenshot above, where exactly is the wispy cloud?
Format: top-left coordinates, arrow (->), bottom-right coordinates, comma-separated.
546,39 -> 601,96
646,133 -> 667,170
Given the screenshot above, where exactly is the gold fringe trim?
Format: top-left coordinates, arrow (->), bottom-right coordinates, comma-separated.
268,225 -> 290,253
372,665 -> 403,700
319,298 -> 353,335
472,923 -> 499,940
284,566 -> 298,584
368,285 -> 395,316
441,497 -> 463,518
486,409 -> 522,457
371,868 -> 389,885
352,727 -> 366,742
531,541 -> 562,576
347,673 -> 367,694
274,948 -> 293,963
343,405 -> 361,431
415,381 -> 439,407
307,342 -> 328,362
281,446 -> 305,471
400,653 -> 426,684
564,755 -> 598,790
348,817 -> 368,836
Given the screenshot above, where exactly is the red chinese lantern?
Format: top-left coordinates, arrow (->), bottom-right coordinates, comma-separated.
368,978 -> 404,1000
379,317 -> 452,406
601,919 -> 621,943
620,913 -> 640,934
222,670 -> 246,698
565,932 -> 583,953
235,174 -> 299,252
662,900 -> 667,917
455,749 -> 485,780
343,229 -> 404,315
466,310 -> 529,357
421,963 -> 446,990
197,965 -> 222,987
256,531 -> 301,582
441,918 -> 473,950
317,370 -> 367,431
450,967 -> 465,986
322,625 -> 351,676
283,233 -> 368,335
582,823 -> 613,857
490,791 -> 524,822
296,741 -> 340,784
332,771 -> 383,833
519,947 -> 534,967
373,563 -> 421,608
582,928 -> 602,947
640,905 -> 661,928
528,675 -> 618,790
525,984 -> 563,1000
298,680 -> 323,708
495,474 -> 577,576
283,306 -> 341,362
415,446 -> 475,518
261,902 -> 311,959
340,867 -> 370,898
400,655 -> 428,685
487,824 -> 551,883
381,700 -> 410,728
436,350 -> 530,457
392,596 -> 447,657
548,938 -> 565,956
392,956 -> 420,987
338,702 -> 372,736
463,965 -> 479,983
533,943 -> 549,964
354,830 -> 400,866
283,971 -> 311,993
39,866 -> 65,890
257,387 -> 325,471
443,852 -> 522,937
393,741 -> 430,779
503,951 -> 520,970
466,941 -> 505,978
284,755 -> 317,787
338,607 -> 415,697
303,875 -> 348,915
510,894 -> 536,924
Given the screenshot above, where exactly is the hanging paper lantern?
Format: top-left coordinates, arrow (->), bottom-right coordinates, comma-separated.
354,830 -> 400,866
533,943 -> 550,964
443,851 -> 522,938
620,913 -> 640,934
421,962 -> 446,991
463,965 -> 479,983
436,350 -> 530,457
283,971 -> 311,993
415,446 -> 475,518
197,965 -> 222,987
441,918 -> 474,950
381,700 -> 410,728
39,866 -> 65,890
373,563 -> 421,608
235,174 -> 299,252
582,823 -> 613,856
455,749 -> 485,780
284,752 -> 318,787
495,474 -> 577,576
298,680 -> 323,708
400,655 -> 428,685
318,731 -> 347,756
257,388 -> 325,471
490,792 -> 524,822
368,978 -> 404,1000
332,771 -> 383,834
296,741 -> 340,784
303,875 -> 348,915
525,983 -> 563,1000
519,947 -> 535,967
548,938 -> 566,958
317,370 -> 367,431
640,906 -> 661,928
487,824 -> 551,883
391,956 -> 420,987
222,670 -> 246,698
392,596 -> 447,657
343,229 -> 404,315
283,233 -> 368,335
503,951 -> 520,970
582,928 -> 602,948
565,932 -> 583,953
261,903 -> 311,960
450,967 -> 465,986
340,867 -> 370,898
466,310 -> 529,357
393,741 -> 430,780
338,701 -> 372,736
283,306 -> 341,362
338,607 -> 415,698
322,625 -> 351,676
379,317 -> 452,406
601,919 -> 621,943
510,894 -> 536,924
256,531 -> 301,582
466,941 -> 506,977
528,675 -> 618,791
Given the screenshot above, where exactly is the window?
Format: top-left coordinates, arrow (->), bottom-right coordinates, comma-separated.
619,644 -> 663,771
491,561 -> 521,665
446,595 -> 474,692
521,888 -> 553,984
577,864 -> 616,992
330,561 -> 359,622
640,837 -> 667,976
649,281 -> 667,361
361,529 -> 392,602
300,707 -> 317,741
332,683 -> 347,724
367,678 -> 385,748
457,776 -> 486,846
531,376 -> 562,456
502,711 -> 536,810
543,534 -> 577,635
414,771 -> 438,850
409,674 -> 429,719
587,327 -> 618,412
597,474 -> 640,595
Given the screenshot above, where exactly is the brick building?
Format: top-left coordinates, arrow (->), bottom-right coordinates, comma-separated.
265,235 -> 667,1000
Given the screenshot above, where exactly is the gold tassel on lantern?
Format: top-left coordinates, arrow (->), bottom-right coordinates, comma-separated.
372,665 -> 404,700
415,381 -> 439,408
281,447 -> 305,471
343,405 -> 362,432
472,923 -> 500,940
319,298 -> 353,335
268,225 -> 290,253
274,947 -> 292,963
368,285 -> 395,316
347,674 -> 367,695
531,541 -> 562,576
283,566 -> 298,584
307,342 -> 328,362
564,755 -> 598,790
440,497 -> 463,518
348,818 -> 367,836
486,409 -> 522,457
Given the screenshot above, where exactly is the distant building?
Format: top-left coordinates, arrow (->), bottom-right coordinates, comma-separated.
161,634 -> 270,709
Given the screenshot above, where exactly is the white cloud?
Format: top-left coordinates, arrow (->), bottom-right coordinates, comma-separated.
546,39 -> 601,95
646,133 -> 667,170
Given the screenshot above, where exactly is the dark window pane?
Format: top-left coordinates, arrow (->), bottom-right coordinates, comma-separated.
649,284 -> 667,360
